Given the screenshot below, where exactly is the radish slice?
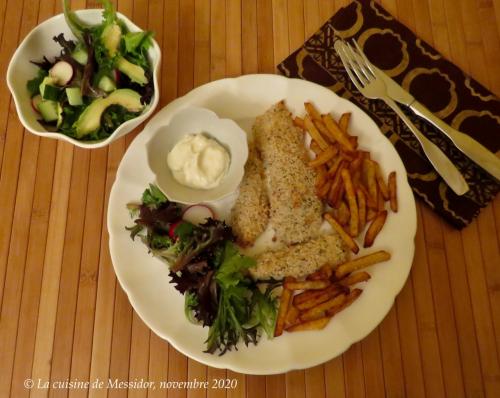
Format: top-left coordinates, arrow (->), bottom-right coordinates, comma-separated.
182,204 -> 215,225
113,69 -> 120,84
49,61 -> 74,86
31,95 -> 42,113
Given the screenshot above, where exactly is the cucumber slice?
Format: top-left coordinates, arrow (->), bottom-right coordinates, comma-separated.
98,75 -> 116,92
42,84 -> 60,101
65,87 -> 83,106
72,46 -> 88,65
39,76 -> 57,97
38,100 -> 59,122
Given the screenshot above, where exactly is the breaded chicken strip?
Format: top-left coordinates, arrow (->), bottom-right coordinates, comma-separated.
230,145 -> 270,246
249,234 -> 347,280
253,101 -> 323,245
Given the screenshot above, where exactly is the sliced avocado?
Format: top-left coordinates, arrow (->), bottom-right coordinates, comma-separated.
66,87 -> 83,106
73,89 -> 144,138
116,57 -> 148,86
101,22 -> 121,57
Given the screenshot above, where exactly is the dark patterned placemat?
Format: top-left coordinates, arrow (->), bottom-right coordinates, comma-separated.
277,0 -> 499,228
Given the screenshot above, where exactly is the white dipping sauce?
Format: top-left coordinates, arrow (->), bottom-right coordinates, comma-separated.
167,133 -> 230,189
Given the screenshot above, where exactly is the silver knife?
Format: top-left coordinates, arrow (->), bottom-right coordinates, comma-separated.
372,64 -> 500,181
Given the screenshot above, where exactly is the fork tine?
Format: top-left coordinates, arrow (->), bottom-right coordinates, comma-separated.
351,39 -> 376,77
336,41 -> 369,86
334,41 -> 365,93
344,42 -> 374,81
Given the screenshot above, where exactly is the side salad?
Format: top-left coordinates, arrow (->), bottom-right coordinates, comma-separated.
27,0 -> 154,141
127,185 -> 279,355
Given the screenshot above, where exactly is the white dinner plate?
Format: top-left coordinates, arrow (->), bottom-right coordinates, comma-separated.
107,74 -> 417,375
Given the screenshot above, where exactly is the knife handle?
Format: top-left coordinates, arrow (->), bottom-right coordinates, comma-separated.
383,98 -> 469,195
410,101 -> 500,181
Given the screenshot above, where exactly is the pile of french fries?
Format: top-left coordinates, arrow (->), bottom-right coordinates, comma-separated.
294,102 -> 398,254
274,250 -> 391,334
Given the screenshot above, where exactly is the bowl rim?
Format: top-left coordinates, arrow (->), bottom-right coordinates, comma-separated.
146,105 -> 249,204
6,9 -> 161,149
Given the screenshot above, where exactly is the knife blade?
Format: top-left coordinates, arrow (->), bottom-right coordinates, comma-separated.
371,64 -> 500,181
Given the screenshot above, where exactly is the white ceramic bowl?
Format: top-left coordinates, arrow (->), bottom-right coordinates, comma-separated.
147,106 -> 249,204
6,9 -> 160,149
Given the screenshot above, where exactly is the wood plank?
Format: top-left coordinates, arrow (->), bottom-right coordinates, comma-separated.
288,0 -> 305,50
186,359 -> 206,398
226,371 -> 245,398
47,148 -> 90,398
256,0 -> 274,72
211,0 -> 227,81
207,367 -> 227,398
148,333 -> 169,398
0,133 -> 40,398
9,140 -> 57,398
167,347 -> 188,398
128,313 -> 151,398
304,365 -> 326,398
29,142 -> 74,398
246,375 -> 265,398
441,223 -> 486,397
68,148 -> 108,398
265,374 -> 285,398
241,0 -> 258,74
378,307 -> 405,397
360,329 -> 385,398
272,0 -> 289,65
342,343 -> 365,398
461,221 -> 500,397
410,206 -> 446,398
286,370 -> 306,398
178,0 -> 195,95
324,357 -> 346,398
395,279 -> 426,398
194,0 -> 210,87
162,0 -> 180,103
226,0 -> 242,77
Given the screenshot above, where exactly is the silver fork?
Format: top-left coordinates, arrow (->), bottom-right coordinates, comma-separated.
334,40 -> 469,196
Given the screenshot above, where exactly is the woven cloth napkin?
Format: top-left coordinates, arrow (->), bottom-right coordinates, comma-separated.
277,0 -> 500,228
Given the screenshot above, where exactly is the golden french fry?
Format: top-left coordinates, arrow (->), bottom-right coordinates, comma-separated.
284,280 -> 330,291
364,210 -> 388,248
304,102 -> 323,122
295,285 -> 346,311
358,184 -> 376,209
304,115 -> 329,150
335,250 -> 391,278
300,293 -> 347,322
336,201 -> 350,226
307,264 -> 334,281
327,156 -> 344,178
348,136 -> 358,149
293,116 -> 305,130
339,271 -> 371,286
367,207 -> 377,222
378,189 -> 385,212
333,183 -> 345,209
362,158 -> 378,207
356,188 -> 366,232
389,171 -> 398,212
274,277 -> 294,337
309,145 -> 338,168
324,213 -> 359,254
284,305 -> 300,329
322,114 -> 355,151
341,169 -> 359,237
287,316 -> 331,332
326,288 -> 362,317
313,118 -> 336,144
310,141 -> 322,155
339,112 -> 351,133
318,178 -> 333,198
375,162 -> 389,200
349,152 -> 363,175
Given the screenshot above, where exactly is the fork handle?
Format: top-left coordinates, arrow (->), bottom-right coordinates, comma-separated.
410,101 -> 500,181
383,98 -> 469,195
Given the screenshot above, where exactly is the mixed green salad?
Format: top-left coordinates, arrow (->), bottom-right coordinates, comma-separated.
27,0 -> 154,141
127,185 -> 279,355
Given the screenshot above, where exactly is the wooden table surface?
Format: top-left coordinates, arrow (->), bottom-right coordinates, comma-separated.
1,0 -> 500,397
